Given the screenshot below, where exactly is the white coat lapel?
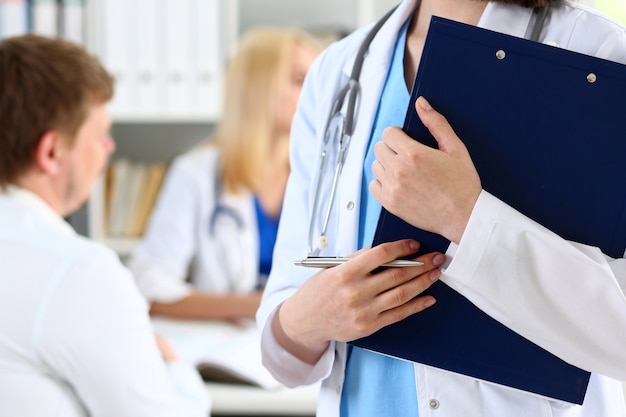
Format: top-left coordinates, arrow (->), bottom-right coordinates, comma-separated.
335,0 -> 421,255
216,191 -> 258,292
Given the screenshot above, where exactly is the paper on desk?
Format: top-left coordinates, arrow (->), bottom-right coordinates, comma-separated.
151,318 -> 281,390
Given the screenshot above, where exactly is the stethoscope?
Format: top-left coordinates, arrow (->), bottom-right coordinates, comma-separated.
306,3 -> 549,256
307,6 -> 397,256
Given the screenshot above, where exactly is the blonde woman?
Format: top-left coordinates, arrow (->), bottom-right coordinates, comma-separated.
127,28 -> 321,320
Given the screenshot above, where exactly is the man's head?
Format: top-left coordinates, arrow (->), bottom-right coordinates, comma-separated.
0,34 -> 115,216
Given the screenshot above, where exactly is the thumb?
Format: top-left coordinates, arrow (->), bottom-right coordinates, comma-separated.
415,96 -> 463,155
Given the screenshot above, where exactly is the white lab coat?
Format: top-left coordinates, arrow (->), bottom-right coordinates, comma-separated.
0,187 -> 209,417
128,146 -> 260,302
257,1 -> 626,416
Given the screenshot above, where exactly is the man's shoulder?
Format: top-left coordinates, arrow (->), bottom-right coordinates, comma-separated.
0,199 -> 121,271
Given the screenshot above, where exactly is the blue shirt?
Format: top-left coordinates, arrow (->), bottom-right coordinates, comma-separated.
341,18 -> 418,417
254,196 -> 280,284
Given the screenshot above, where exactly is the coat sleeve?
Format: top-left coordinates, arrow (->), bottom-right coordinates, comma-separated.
443,7 -> 626,381
444,191 -> 626,381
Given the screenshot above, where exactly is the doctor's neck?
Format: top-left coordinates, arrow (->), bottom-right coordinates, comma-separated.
403,0 -> 487,89
414,0 -> 487,38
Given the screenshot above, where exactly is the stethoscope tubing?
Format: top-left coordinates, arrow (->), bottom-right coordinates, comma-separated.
306,3 -> 548,256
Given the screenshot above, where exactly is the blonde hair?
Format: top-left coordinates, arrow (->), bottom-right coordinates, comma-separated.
214,27 -> 321,193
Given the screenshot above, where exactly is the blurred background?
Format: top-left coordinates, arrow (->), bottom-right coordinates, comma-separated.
0,0 -> 622,255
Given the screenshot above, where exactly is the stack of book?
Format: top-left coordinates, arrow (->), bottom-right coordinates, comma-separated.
104,158 -> 167,239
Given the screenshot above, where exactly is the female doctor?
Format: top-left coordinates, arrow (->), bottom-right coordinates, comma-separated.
257,0 -> 626,416
127,28 -> 320,320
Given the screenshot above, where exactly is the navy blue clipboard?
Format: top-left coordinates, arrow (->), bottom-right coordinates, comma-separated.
354,16 -> 626,404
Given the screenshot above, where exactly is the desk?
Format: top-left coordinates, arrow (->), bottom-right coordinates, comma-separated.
151,318 -> 319,415
207,382 -> 319,416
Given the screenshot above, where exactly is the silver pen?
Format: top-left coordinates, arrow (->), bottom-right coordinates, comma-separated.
294,257 -> 423,268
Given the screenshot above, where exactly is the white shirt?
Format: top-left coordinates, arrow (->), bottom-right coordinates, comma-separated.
128,146 -> 260,302
0,187 -> 210,417
257,1 -> 626,416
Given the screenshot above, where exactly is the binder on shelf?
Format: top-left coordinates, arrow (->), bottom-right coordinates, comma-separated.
163,0 -> 192,114
0,0 -> 28,38
190,0 -> 221,118
126,162 -> 167,237
31,0 -> 58,37
106,158 -> 133,237
104,160 -> 167,239
121,162 -> 148,237
134,0 -> 161,113
100,0 -> 133,115
357,16 -> 626,404
59,0 -> 84,44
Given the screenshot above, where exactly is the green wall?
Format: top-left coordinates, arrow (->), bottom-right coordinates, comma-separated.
595,1 -> 626,25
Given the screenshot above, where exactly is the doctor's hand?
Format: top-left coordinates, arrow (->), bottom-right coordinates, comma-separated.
370,96 -> 482,244
272,239 -> 445,364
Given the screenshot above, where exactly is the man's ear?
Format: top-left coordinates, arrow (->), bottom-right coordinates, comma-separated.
34,131 -> 64,176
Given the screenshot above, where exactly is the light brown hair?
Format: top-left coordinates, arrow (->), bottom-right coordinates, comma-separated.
214,27 -> 321,193
0,34 -> 113,188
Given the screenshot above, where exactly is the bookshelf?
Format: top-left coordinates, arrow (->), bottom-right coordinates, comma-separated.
83,0 -> 230,256
3,0 -> 618,255
0,0 -> 410,255
81,0 -> 399,256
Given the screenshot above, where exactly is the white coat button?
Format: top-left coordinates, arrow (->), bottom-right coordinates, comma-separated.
346,201 -> 355,210
336,385 -> 342,394
429,399 -> 440,409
